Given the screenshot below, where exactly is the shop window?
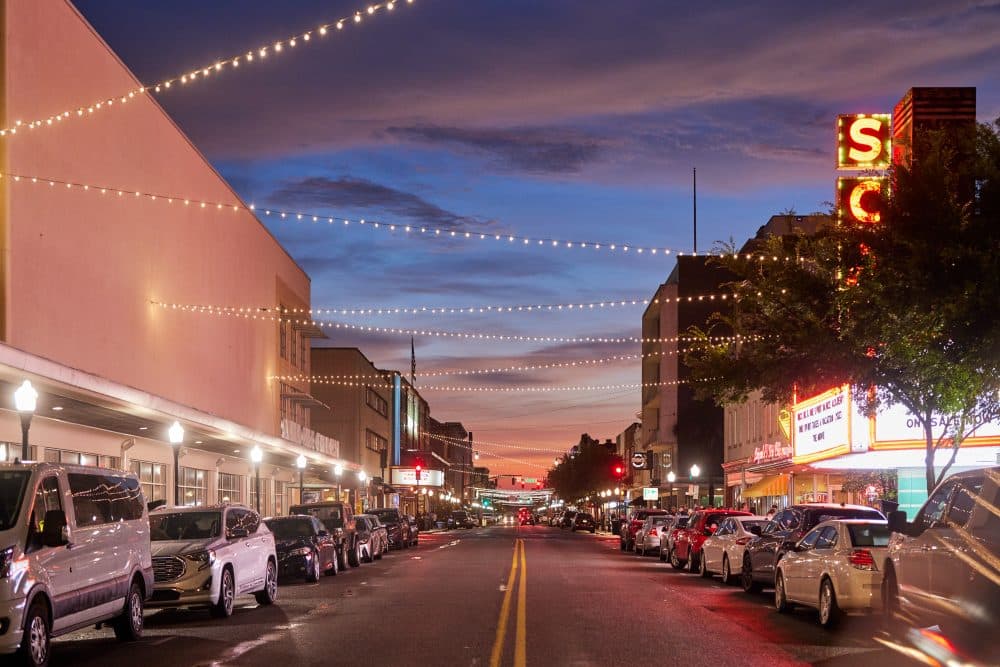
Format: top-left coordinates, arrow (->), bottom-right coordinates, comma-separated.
217,472 -> 243,504
178,467 -> 208,506
274,481 -> 286,516
131,460 -> 166,503
250,478 -> 272,515
0,442 -> 38,462
46,447 -> 118,469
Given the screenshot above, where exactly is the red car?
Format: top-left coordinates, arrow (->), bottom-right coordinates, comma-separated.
620,509 -> 670,551
669,509 -> 752,572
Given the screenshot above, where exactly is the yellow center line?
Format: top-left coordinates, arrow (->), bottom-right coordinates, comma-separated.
514,537 -> 527,667
489,539 -> 521,667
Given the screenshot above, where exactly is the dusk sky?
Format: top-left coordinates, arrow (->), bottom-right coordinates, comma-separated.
77,0 -> 1000,475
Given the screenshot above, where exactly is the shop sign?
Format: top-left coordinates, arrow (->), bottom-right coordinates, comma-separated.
281,419 -> 340,458
642,487 -> 659,501
751,442 -> 793,465
793,386 -> 850,459
837,114 -> 892,170
837,176 -> 885,225
631,452 -> 647,469
390,467 -> 444,487
873,401 -> 1000,445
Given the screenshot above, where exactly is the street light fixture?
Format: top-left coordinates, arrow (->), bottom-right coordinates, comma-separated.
297,454 -> 307,503
667,471 -> 676,508
690,464 -> 701,478
168,421 -> 184,505
333,463 -> 343,500
14,380 -> 38,461
251,446 -> 263,513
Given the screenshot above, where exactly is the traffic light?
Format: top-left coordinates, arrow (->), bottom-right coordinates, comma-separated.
415,457 -> 424,481
613,464 -> 624,478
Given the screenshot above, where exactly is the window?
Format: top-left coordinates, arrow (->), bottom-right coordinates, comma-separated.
226,507 -> 260,536
814,526 -> 839,549
366,387 -> 388,417
0,442 -> 37,462
131,460 -> 166,503
178,467 -> 208,507
290,328 -> 297,366
250,478 -> 272,515
217,473 -> 243,504
715,519 -> 733,537
776,510 -> 799,531
45,448 -> 119,469
299,335 -> 308,371
67,472 -> 143,526
274,481 -> 286,516
947,478 -> 984,528
279,305 -> 288,359
798,527 -> 822,550
916,479 -> 958,531
31,476 -> 63,534
366,429 -> 388,454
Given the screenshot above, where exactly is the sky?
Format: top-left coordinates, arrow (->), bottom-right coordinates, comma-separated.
76,0 -> 1000,476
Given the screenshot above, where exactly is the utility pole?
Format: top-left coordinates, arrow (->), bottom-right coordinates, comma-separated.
693,167 -> 698,254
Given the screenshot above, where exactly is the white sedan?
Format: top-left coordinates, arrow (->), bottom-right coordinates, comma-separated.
775,519 -> 889,627
699,515 -> 768,583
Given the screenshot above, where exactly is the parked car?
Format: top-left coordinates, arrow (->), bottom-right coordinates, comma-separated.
635,515 -> 674,556
559,511 -> 578,529
671,509 -> 752,571
550,512 -> 563,526
405,514 -> 420,546
699,516 -> 768,583
358,514 -> 388,560
775,519 -> 889,627
353,516 -> 379,563
368,508 -> 411,550
265,515 -> 338,582
289,500 -> 359,570
0,463 -> 153,667
658,515 -> 690,561
620,509 -> 669,551
882,467 -> 999,659
148,504 -> 277,618
571,512 -> 597,533
742,503 -> 885,593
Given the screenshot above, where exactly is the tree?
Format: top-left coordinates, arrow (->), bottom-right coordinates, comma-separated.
548,435 -> 622,501
684,120 -> 1000,493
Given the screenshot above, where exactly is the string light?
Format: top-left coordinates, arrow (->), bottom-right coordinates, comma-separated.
0,171 -> 804,265
278,378 -> 707,392
430,432 -> 564,454
427,435 -> 553,470
1,1 -> 417,138
151,301 -> 759,345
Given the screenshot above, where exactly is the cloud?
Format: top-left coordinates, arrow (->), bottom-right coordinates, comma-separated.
385,125 -> 609,174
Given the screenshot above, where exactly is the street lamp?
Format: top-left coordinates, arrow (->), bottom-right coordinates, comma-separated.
297,454 -> 307,503
168,421 -> 184,505
667,471 -> 676,508
251,446 -> 263,513
14,380 -> 38,461
690,464 -> 701,478
334,463 -> 343,500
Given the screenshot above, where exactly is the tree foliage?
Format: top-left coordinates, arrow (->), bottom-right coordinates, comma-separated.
547,435 -> 623,501
684,120 -> 1000,492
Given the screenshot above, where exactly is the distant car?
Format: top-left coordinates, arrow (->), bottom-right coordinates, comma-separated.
550,512 -> 562,526
699,516 -> 768,583
658,515 -> 690,562
620,509 -> 669,551
571,512 -> 597,533
148,504 -> 277,617
635,515 -> 674,556
559,511 -> 578,529
265,515 -> 339,582
775,520 -> 890,627
671,510 -> 752,572
289,500 -> 359,570
447,510 -> 476,529
368,508 -> 411,550
883,467 -> 999,659
518,510 -> 535,526
742,503 -> 885,593
405,514 -> 420,546
353,516 -> 379,563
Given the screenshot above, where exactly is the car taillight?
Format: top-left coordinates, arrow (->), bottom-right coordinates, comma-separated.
650,528 -> 658,537
735,537 -> 752,546
848,549 -> 877,570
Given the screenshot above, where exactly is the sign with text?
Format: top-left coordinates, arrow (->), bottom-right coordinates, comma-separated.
642,487 -> 659,501
874,401 -> 1000,445
281,419 -> 340,459
390,467 -> 444,487
838,176 -> 885,225
837,114 -> 891,170
751,442 -> 794,465
793,386 -> 850,460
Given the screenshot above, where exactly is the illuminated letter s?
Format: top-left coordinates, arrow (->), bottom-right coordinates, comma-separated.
848,117 -> 884,163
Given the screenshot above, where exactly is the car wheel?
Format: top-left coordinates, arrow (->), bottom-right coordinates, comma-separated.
18,598 -> 51,667
818,578 -> 841,628
306,551 -> 321,582
637,542 -> 644,556
688,551 -> 699,573
670,548 -> 685,570
722,555 -> 733,585
775,572 -> 793,613
254,560 -> 278,606
337,544 -> 349,571
881,566 -> 901,633
659,549 -> 667,562
375,543 -> 383,560
211,568 -> 235,618
699,553 -> 712,578
113,579 -> 145,641
362,543 -> 373,564
620,539 -> 626,552
348,540 -> 361,568
741,555 -> 762,594
326,550 -> 339,576
402,537 -> 410,549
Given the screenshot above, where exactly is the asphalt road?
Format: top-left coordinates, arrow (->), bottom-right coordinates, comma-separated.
49,525 -> 919,667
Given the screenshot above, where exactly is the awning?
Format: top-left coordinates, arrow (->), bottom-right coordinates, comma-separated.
279,391 -> 330,411
742,475 -> 788,498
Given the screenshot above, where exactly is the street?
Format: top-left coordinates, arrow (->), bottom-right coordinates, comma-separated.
50,526 -> 913,667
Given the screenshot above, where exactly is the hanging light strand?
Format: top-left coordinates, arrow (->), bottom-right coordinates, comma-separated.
0,171 -> 806,263
430,432 -> 565,454
1,1 -> 417,138
275,378 -> 708,392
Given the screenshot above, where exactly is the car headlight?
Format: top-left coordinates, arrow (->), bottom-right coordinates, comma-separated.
288,546 -> 313,558
184,549 -> 216,571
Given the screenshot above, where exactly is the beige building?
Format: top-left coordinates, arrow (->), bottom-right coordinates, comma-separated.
0,0 -> 351,511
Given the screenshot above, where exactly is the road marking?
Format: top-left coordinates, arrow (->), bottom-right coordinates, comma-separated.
514,537 -> 527,667
489,539 -> 521,667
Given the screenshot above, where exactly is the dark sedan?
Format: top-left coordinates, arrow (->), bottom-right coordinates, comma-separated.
265,515 -> 338,582
571,512 -> 597,533
741,503 -> 885,593
368,507 -> 411,550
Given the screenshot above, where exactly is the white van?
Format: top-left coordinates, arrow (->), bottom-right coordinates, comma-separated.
0,462 -> 154,666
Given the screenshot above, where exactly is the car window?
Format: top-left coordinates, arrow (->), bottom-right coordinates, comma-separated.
947,478 -> 984,528
814,526 -> 838,549
798,527 -> 822,549
31,476 -> 63,534
916,479 -> 958,531
775,510 -> 798,531
226,508 -> 260,536
265,518 -> 314,539
715,519 -> 732,537
740,520 -> 767,534
848,523 -> 889,547
151,511 -> 222,540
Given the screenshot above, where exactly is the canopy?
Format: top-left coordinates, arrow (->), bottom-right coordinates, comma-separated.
742,475 -> 787,498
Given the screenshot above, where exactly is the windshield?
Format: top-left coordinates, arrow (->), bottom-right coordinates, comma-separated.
848,523 -> 890,547
811,508 -> 885,526
265,518 -> 315,539
291,505 -> 344,529
674,517 -> 689,528
370,510 -> 400,523
0,471 -> 30,531
150,511 -> 222,541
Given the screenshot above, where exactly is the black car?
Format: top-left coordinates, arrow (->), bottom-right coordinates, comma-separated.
405,514 -> 419,546
264,515 -> 338,582
368,508 -> 411,550
447,510 -> 476,529
741,503 -> 885,593
559,511 -> 578,528
571,513 -> 596,533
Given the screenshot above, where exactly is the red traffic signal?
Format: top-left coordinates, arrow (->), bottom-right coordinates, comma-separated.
613,464 -> 624,478
415,458 -> 424,481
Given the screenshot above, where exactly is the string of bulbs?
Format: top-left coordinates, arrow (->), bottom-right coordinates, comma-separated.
427,434 -> 551,470
294,378 -> 706,392
1,1 -> 416,138
429,432 -> 564,454
1,171 -> 806,264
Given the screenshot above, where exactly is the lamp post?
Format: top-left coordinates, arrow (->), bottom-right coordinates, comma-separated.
168,421 -> 184,505
358,470 -> 367,511
690,464 -> 701,507
334,464 -> 343,500
251,446 -> 263,513
14,380 -> 38,462
667,471 -> 676,509
297,454 -> 307,503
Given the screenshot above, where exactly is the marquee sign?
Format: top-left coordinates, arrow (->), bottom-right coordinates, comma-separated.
793,386 -> 852,461
837,114 -> 892,170
837,176 -> 885,225
390,467 -> 444,487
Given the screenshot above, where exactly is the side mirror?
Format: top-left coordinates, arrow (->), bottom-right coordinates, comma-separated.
750,525 -> 762,536
42,510 -> 70,547
228,527 -> 249,540
887,510 -> 912,536
792,542 -> 808,552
